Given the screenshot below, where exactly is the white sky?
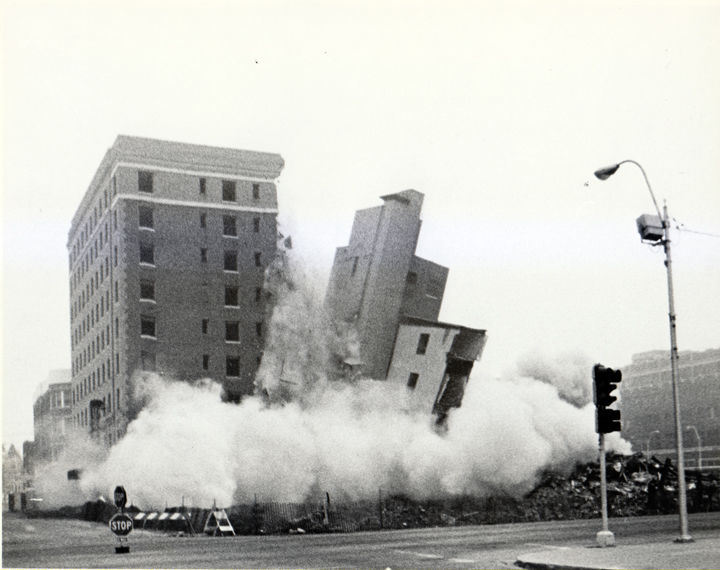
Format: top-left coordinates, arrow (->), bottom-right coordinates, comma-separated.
2,0 -> 720,448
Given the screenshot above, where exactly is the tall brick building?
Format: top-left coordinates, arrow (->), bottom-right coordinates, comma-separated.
67,136 -> 284,444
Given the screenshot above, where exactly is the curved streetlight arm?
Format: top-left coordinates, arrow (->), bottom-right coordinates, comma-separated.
594,159 -> 663,221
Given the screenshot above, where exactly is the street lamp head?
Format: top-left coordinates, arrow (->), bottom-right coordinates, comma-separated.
594,164 -> 621,180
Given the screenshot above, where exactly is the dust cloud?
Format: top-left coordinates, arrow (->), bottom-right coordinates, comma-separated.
37,246 -> 631,510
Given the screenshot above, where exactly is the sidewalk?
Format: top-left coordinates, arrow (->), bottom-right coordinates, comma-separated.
516,536 -> 720,570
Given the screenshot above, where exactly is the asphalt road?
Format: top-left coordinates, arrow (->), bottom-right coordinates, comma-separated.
3,511 -> 719,569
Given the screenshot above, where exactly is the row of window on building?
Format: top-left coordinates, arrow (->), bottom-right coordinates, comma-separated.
139,316 -> 263,342
138,171 -> 264,203
138,204 -> 263,236
138,241 -> 265,269
140,350 -> 255,378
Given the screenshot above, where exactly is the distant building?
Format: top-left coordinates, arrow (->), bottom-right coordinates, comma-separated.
27,370 -> 72,471
67,136 -> 284,445
325,190 -> 486,418
619,347 -> 720,470
2,444 -> 24,511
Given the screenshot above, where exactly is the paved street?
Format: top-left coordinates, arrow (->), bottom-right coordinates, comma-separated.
4,511 -> 720,569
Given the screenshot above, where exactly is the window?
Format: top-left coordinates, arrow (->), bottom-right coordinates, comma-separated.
224,250 -> 238,271
407,373 -> 420,390
226,356 -> 240,377
225,321 -> 240,342
256,322 -> 263,338
200,213 -> 206,228
416,333 -> 430,355
202,319 -> 208,334
201,248 -> 207,263
253,217 -> 260,233
138,171 -> 154,193
138,205 -> 154,229
406,271 -> 418,285
252,183 -> 260,199
202,354 -> 209,370
140,279 -> 155,301
222,180 -> 236,201
351,257 -> 359,276
255,287 -> 262,303
141,351 -> 156,371
199,178 -> 206,194
140,242 -> 154,265
225,286 -> 239,307
141,316 -> 156,338
223,215 -> 237,237
254,252 -> 262,267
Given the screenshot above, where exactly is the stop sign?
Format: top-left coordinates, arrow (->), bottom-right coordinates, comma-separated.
114,486 -> 127,509
109,513 -> 133,536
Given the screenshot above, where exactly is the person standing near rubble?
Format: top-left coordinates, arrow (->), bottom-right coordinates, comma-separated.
647,476 -> 660,514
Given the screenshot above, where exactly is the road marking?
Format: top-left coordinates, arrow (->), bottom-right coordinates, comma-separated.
394,549 -> 444,559
448,558 -> 477,563
523,544 -> 571,551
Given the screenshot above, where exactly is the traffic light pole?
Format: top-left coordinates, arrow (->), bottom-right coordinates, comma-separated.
662,203 -> 692,543
596,433 -> 614,547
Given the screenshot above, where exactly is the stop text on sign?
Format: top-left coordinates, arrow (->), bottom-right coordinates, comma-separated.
109,514 -> 133,536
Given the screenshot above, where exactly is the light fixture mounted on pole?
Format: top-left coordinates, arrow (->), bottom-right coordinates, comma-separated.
685,425 -> 702,470
593,159 -> 693,544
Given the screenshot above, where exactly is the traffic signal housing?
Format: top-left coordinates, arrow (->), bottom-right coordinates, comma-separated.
593,364 -> 622,434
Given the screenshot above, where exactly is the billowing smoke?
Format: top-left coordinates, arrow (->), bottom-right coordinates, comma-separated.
38,245 -> 631,510
516,350 -> 594,407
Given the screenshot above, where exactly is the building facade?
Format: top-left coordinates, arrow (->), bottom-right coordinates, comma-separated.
67,136 -> 284,444
325,190 -> 486,418
2,444 -> 25,511
619,347 -> 720,470
386,316 -> 486,417
27,370 -> 72,471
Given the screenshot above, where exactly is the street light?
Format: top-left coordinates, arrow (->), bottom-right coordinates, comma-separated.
685,425 -> 702,470
646,429 -> 660,457
594,159 -> 693,543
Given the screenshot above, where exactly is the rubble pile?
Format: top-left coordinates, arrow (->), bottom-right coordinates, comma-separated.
368,453 -> 719,529
31,453 -> 720,534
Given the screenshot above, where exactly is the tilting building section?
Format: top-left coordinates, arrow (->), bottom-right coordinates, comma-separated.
67,136 -> 284,444
325,190 -> 486,417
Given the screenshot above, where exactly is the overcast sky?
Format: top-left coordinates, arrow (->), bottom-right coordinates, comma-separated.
3,0 -> 719,448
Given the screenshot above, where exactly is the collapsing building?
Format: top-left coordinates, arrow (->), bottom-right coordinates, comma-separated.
325,190 -> 486,418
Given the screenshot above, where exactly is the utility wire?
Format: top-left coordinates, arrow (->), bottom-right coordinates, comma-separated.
672,217 -> 720,239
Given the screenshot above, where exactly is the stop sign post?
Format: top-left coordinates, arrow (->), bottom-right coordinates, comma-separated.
110,485 -> 131,553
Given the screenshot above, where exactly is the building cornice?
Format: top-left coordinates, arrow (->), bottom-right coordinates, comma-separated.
69,136 -> 284,239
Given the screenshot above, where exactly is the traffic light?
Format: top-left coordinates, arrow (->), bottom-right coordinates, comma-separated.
593,364 -> 622,433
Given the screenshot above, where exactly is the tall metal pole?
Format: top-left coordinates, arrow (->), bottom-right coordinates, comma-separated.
594,160 -> 693,543
662,202 -> 693,543
596,433 -> 615,546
